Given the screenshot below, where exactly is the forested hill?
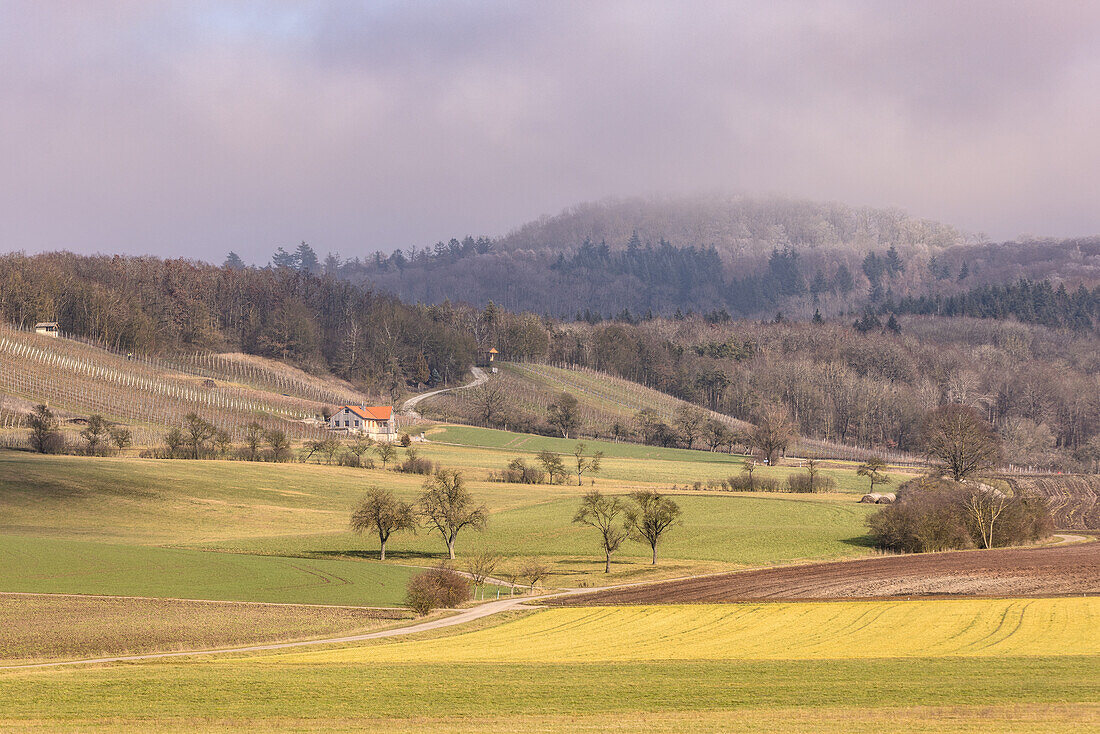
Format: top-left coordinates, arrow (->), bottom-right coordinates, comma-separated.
495,196 -> 962,260
0,252 -> 476,394
334,196 -> 1099,320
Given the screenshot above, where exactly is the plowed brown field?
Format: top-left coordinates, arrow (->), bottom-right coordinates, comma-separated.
554,539 -> 1100,605
1003,475 -> 1100,530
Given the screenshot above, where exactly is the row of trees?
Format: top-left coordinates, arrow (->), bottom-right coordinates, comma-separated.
350,474 -> 684,575
24,405 -> 133,455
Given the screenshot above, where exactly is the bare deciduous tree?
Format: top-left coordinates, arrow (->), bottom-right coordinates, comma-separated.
750,405 -> 795,466
856,456 -> 890,492
922,404 -> 1000,481
465,549 -> 501,590
79,414 -> 110,455
374,442 -> 397,468
418,469 -> 488,559
537,450 -> 567,484
519,557 -> 551,589
964,486 -> 1010,549
547,392 -> 581,438
27,404 -> 59,453
573,490 -> 628,573
573,442 -> 603,486
673,405 -> 706,449
469,380 -> 508,427
350,486 -> 416,561
625,490 -> 682,564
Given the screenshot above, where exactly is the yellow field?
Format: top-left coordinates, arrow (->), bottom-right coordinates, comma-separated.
284,598 -> 1100,664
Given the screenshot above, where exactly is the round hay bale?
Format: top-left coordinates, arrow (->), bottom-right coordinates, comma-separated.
860,493 -> 881,503
875,493 -> 896,504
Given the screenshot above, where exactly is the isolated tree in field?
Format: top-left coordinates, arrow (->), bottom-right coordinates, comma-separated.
374,442 -> 397,469
537,449 -> 567,484
184,413 -> 216,459
350,486 -> 416,560
625,491 -> 682,565
265,429 -> 291,462
805,458 -> 822,493
547,392 -> 581,438
573,443 -> 603,486
573,490 -> 628,573
244,421 -> 264,461
418,469 -> 488,559
964,486 -> 1010,549
27,404 -> 59,454
80,414 -> 110,455
750,405 -> 795,466
674,405 -> 706,449
704,419 -> 732,452
109,426 -> 132,455
856,456 -> 890,492
469,380 -> 507,427
922,405 -> 1000,481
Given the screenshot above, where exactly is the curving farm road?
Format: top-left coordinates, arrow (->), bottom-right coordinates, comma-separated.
400,366 -> 488,418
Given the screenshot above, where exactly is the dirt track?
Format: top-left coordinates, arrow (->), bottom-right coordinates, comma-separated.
553,539 -> 1100,605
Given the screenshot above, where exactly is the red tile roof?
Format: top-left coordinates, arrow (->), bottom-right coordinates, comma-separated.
342,405 -> 393,421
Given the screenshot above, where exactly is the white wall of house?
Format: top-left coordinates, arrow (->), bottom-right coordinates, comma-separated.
326,407 -> 395,435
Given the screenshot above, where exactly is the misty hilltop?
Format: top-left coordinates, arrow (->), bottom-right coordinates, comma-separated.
496,195 -> 963,261
329,195 -> 1097,321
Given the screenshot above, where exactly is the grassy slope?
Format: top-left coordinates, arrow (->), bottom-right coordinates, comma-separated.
0,594 -> 410,664
0,448 -> 881,592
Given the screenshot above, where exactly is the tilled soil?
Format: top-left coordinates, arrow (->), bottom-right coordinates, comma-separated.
554,540 -> 1100,605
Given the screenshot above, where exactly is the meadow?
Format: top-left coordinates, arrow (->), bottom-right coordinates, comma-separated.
0,447 -> 880,595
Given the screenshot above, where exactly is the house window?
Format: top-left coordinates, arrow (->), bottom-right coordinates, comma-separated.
354,420 -> 360,427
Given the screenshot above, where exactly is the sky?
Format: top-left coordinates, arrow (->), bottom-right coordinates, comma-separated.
2,1 -> 1100,264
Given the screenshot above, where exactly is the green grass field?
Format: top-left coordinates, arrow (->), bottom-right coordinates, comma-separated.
1,598 -> 1095,731
0,448 -> 883,593
0,535 -> 420,606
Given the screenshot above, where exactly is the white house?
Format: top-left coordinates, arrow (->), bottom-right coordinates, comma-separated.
327,405 -> 395,437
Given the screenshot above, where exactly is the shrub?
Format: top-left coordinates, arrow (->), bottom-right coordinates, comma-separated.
868,477 -> 1053,553
399,455 -> 436,474
786,472 -> 837,493
405,566 -> 472,615
399,433 -> 413,447
498,457 -> 546,484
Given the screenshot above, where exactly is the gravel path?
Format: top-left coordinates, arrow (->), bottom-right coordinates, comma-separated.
400,367 -> 487,418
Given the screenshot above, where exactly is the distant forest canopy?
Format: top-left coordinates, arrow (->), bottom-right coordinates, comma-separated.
535,317 -> 1100,469
0,252 -> 478,394
303,196 -> 1100,320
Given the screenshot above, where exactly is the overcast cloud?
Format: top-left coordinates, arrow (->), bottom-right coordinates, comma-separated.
2,1 -> 1099,263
